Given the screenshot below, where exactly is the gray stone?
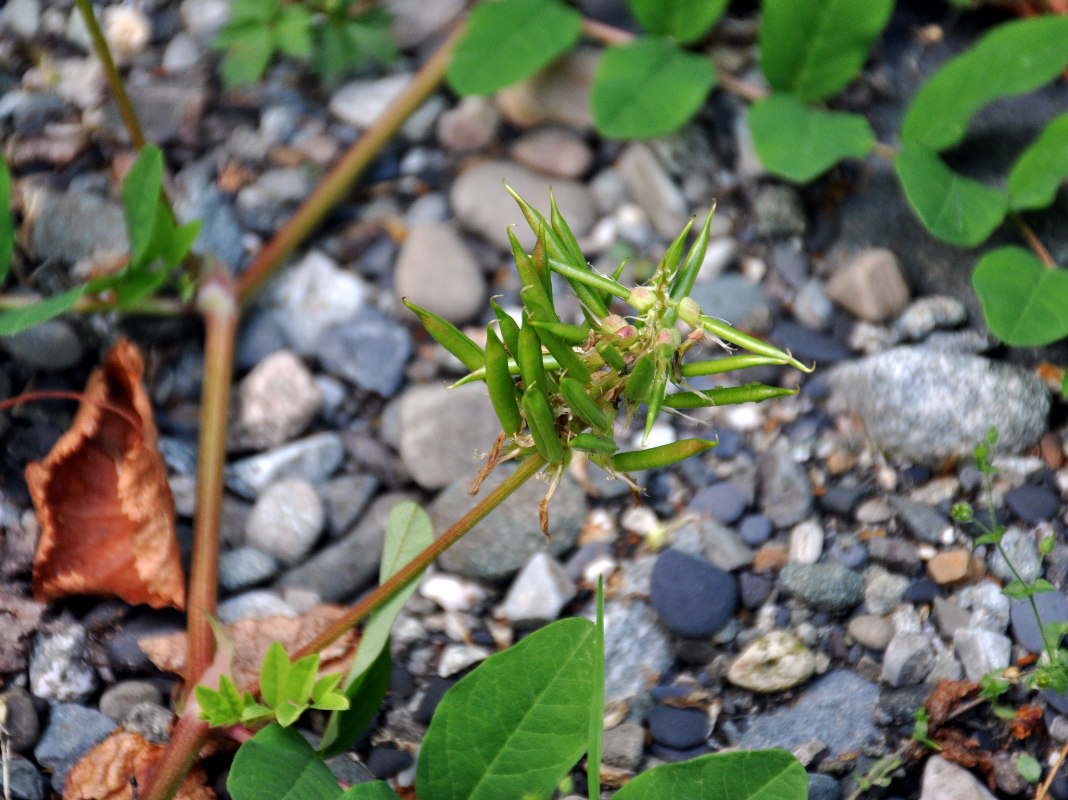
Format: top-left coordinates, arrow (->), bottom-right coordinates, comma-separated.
98,680 -> 162,723
0,319 -> 82,370
162,32 -> 199,73
689,274 -> 774,334
933,596 -> 973,640
600,599 -> 673,703
396,382 -> 501,490
727,630 -> 815,692
847,614 -> 893,651
889,497 -> 953,545
1010,590 -> 1068,653
699,518 -> 754,572
218,546 -> 279,592
617,142 -> 689,239
2,0 -> 41,38
864,565 -> 909,616
228,432 -> 345,497
433,466 -> 585,581
758,441 -> 813,528
394,221 -> 485,324
0,687 -> 40,753
510,127 -> 593,179
436,96 -> 500,152
502,552 -> 576,628
953,627 -> 1011,682
753,184 -> 806,238
895,296 -> 967,341
108,82 -> 206,145
174,160 -> 245,270
495,47 -> 597,130
29,623 -> 98,702
245,478 -> 324,566
988,526 -> 1040,584
881,633 -> 935,687
827,347 -> 1050,467
270,251 -> 369,354
330,73 -> 413,129
27,187 -> 126,264
314,309 -> 412,397
449,159 -> 595,251
793,278 -> 835,330
780,564 -> 864,613
826,248 -> 910,322
385,0 -> 464,48
230,349 -> 322,450
919,755 -> 997,800
601,721 -> 645,770
2,756 -> 42,800
217,590 -> 295,624
34,704 -> 116,792
320,474 -> 379,537
736,670 -> 878,754
122,702 -> 172,744
958,582 -> 1010,632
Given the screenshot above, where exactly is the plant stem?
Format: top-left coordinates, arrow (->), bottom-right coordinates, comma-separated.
0,294 -> 185,315
234,23 -> 463,306
184,271 -> 237,694
141,712 -> 210,800
73,0 -> 146,151
1009,211 -> 1058,268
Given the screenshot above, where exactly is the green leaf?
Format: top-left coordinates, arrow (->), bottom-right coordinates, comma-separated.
320,646 -> 391,760
122,145 -> 164,271
446,0 -> 582,95
228,0 -> 277,25
1008,112 -> 1068,211
748,93 -> 874,182
275,700 -> 305,728
1017,754 -> 1042,784
228,723 -> 340,800
219,674 -> 244,717
218,24 -> 275,87
310,692 -> 349,712
273,5 -> 312,58
286,653 -> 321,705
240,704 -> 274,723
1002,579 -> 1031,600
902,16 -> 1068,151
894,144 -> 1006,246
972,247 -> 1068,347
0,156 -> 12,285
0,284 -> 89,336
260,641 -> 291,710
614,749 -> 807,800
591,36 -> 716,139
627,0 -> 727,45
759,0 -> 893,101
314,14 -> 397,84
416,617 -> 597,800
974,532 -> 1001,546
194,686 -> 226,724
338,782 -> 400,800
312,673 -> 343,705
1032,579 -> 1057,594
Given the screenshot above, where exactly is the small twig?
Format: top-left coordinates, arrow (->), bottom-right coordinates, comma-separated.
0,390 -> 142,432
0,293 -> 186,316
1037,736 -> 1068,800
1009,211 -> 1058,268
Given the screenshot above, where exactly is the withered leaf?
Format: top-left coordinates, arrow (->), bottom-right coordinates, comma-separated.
1009,704 -> 1043,740
28,340 -> 185,610
139,605 -> 358,689
931,728 -> 996,791
64,730 -> 213,800
924,680 -> 980,730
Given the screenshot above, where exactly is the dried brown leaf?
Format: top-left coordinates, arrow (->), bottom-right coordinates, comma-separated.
64,730 -> 213,800
931,728 -> 996,791
1009,703 -> 1044,740
924,680 -> 980,730
28,340 -> 185,610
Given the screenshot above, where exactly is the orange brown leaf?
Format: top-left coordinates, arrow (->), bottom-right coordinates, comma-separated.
28,340 -> 185,610
64,730 -> 213,800
1009,704 -> 1044,739
924,680 -> 979,729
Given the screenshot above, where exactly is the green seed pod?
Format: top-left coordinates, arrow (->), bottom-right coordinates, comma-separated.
595,340 -> 627,372
509,228 -> 557,322
559,376 -> 609,430
517,315 -> 547,391
522,385 -> 565,463
680,353 -> 795,377
549,189 -> 585,266
403,298 -> 484,371
699,314 -> 812,372
612,438 -> 717,472
625,353 -> 656,403
670,205 -> 716,305
642,368 -> 668,444
663,384 -> 797,409
657,215 -> 696,285
485,325 -> 522,436
536,325 -> 591,385
570,433 -> 618,455
490,297 -> 521,357
531,320 -> 590,345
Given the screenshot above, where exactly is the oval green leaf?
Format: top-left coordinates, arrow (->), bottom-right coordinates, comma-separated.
759,0 -> 892,102
749,94 -> 874,182
627,0 -> 727,45
591,36 -> 716,139
416,617 -> 596,800
228,723 -> 340,800
339,783 -> 400,800
972,246 -> 1068,347
613,749 -> 807,800
0,283 -> 89,337
446,0 -> 582,95
902,16 -> 1068,152
1008,112 -> 1068,212
895,144 -> 1006,247
122,145 -> 164,271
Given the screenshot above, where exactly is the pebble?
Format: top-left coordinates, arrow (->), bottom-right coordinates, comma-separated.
510,127 -> 593,179
217,546 -> 279,592
927,549 -> 975,585
1010,591 -> 1068,652
270,250 -> 370,354
779,564 -> 864,613
1005,483 -> 1060,523
502,552 -> 576,628
0,687 -> 40,753
436,96 -> 499,152
919,755 -> 996,800
826,248 -> 910,322
161,32 -> 199,73
432,466 -> 585,581
602,721 -> 645,770
367,746 -> 413,779
320,474 -> 379,537
3,756 -> 42,800
738,514 -> 773,546
727,630 -> 815,692
98,681 -> 162,723
647,705 -> 707,750
988,526 -> 1040,583
847,614 -> 893,651
419,573 -> 486,613
957,582 -> 1009,632
787,519 -> 824,565
34,704 -> 117,792
828,534 -> 868,570
0,319 -> 83,371
229,432 -> 345,497
753,184 -> 806,238
27,187 -> 126,264
438,643 -> 492,677
29,623 -> 98,702
112,82 -> 206,146
827,347 -> 1050,467
230,349 -> 322,450
330,73 -> 413,129
758,441 -> 814,528
688,481 -> 748,524
394,220 -> 485,324
699,519 -> 755,572
2,0 -> 40,37
864,565 -> 909,616
396,382 -> 502,490
122,702 -> 172,745
385,0 -> 465,48
689,274 -> 774,333
867,537 -> 922,575
216,590 -> 296,624
737,670 -> 878,754
808,773 -> 841,800
739,572 -> 773,609
617,143 -> 689,238
600,599 -> 673,702
314,309 -> 412,397
449,159 -> 595,251
880,632 -> 934,687
952,627 -> 1011,682
495,47 -> 597,129
889,497 -> 953,546
793,278 -> 834,330
650,548 -> 737,637
894,295 -> 967,340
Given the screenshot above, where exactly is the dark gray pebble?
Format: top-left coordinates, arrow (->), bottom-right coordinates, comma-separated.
34,704 -> 117,790
689,482 -> 748,524
3,756 -> 43,800
647,705 -> 708,749
314,309 -> 412,397
1005,483 -> 1060,523
771,321 -> 851,363
366,746 -> 412,779
903,578 -> 941,604
867,538 -> 923,576
779,564 -> 864,613
739,572 -> 773,609
1010,591 -> 1068,653
738,514 -> 773,546
828,535 -> 868,570
889,497 -> 951,545
650,549 -> 737,637
413,676 -> 455,725
817,486 -> 867,517
0,687 -> 40,753
808,773 -> 842,800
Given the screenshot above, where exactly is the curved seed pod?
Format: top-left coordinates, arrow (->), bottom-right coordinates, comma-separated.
522,385 -> 565,464
560,376 -> 609,430
510,229 -> 557,322
532,320 -> 590,345
536,325 -> 591,384
657,215 -> 696,285
490,298 -> 521,357
549,190 -> 585,266
403,298 -> 484,371
642,368 -> 668,445
595,340 -> 627,372
681,353 -> 795,377
612,438 -> 717,472
485,325 -> 522,436
506,184 -> 568,266
450,352 -> 562,387
570,433 -> 618,455
517,315 -> 547,391
699,314 -> 813,372
664,384 -> 797,409
625,353 -> 656,403
547,258 -> 630,300
669,205 -> 716,305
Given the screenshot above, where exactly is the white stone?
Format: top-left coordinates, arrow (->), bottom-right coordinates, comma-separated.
330,73 -> 413,130
787,519 -> 824,564
394,220 -> 485,324
2,0 -> 41,38
438,643 -> 492,677
727,630 -> 815,692
420,573 -> 487,613
271,251 -> 369,353
502,552 -> 576,628
245,478 -> 325,566
919,756 -> 997,800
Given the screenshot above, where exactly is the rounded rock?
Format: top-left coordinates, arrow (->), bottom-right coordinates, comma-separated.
647,705 -> 707,750
779,563 -> 864,614
245,478 -> 324,566
98,680 -> 162,723
688,482 -> 747,524
0,687 -> 40,753
1005,483 -> 1059,523
394,220 -> 485,324
727,630 -> 815,692
650,548 -> 737,637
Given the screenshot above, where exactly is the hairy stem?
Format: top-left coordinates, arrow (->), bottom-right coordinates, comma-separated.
234,23 -> 463,306
141,712 -> 210,800
1009,211 -> 1058,268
